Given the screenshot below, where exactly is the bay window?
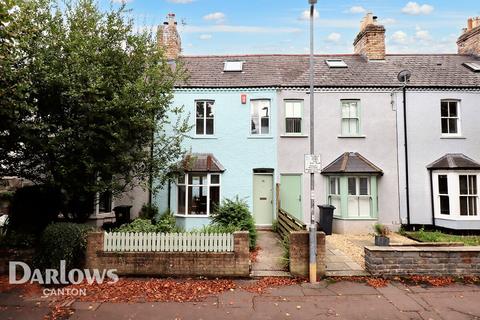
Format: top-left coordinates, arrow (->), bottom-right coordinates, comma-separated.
432,171 -> 479,219
328,175 -> 378,219
177,173 -> 221,216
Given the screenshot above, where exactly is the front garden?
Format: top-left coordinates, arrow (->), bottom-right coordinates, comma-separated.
404,228 -> 480,246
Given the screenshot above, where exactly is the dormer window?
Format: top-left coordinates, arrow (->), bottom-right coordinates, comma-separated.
224,61 -> 243,72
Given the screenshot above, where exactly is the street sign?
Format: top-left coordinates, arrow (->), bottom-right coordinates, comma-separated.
304,154 -> 321,173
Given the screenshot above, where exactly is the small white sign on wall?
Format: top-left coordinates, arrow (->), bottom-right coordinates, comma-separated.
304,154 -> 322,173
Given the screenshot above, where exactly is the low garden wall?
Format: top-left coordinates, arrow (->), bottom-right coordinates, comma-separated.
365,244 -> 480,276
289,231 -> 326,279
0,248 -> 35,274
86,231 -> 250,277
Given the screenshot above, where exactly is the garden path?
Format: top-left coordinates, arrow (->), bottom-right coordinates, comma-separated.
251,231 -> 289,277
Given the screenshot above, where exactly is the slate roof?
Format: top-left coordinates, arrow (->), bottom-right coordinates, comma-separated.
322,152 -> 383,175
427,154 -> 480,170
182,153 -> 225,173
178,54 -> 480,88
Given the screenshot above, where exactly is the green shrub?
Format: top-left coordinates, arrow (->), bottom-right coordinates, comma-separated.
139,203 -> 159,221
155,210 -> 182,232
115,211 -> 183,233
272,219 -> 279,233
210,196 -> 257,249
35,223 -> 91,271
373,223 -> 390,236
280,235 -> 290,269
191,224 -> 240,234
0,230 -> 36,249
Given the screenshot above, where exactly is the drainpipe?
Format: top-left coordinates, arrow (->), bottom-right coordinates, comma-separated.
402,85 -> 411,226
429,170 -> 436,227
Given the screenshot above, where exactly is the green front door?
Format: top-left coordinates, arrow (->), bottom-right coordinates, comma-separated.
253,174 -> 274,226
280,174 -> 302,221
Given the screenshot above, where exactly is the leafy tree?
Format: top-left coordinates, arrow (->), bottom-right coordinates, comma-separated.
0,0 -> 190,221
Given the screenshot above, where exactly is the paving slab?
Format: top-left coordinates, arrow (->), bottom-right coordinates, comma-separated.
0,305 -> 51,320
376,284 -> 424,312
416,291 -> 480,320
218,289 -> 254,308
326,281 -> 379,295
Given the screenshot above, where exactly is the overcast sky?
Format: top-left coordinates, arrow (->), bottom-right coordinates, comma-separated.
102,0 -> 479,55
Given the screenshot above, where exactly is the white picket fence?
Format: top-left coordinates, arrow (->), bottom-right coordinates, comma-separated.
103,232 -> 235,252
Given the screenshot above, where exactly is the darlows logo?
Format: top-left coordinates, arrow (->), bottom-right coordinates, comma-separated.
9,261 -> 119,285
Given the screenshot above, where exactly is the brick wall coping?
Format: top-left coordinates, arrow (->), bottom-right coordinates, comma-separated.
366,245 -> 479,252
389,242 -> 464,247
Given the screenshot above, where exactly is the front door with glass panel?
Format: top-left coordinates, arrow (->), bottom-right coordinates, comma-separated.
253,174 -> 273,225
280,175 -> 302,220
347,177 -> 371,217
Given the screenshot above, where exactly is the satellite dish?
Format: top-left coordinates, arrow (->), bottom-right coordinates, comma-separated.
397,70 -> 412,83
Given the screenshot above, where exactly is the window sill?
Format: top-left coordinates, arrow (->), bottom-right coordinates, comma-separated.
174,214 -> 210,218
247,136 -> 274,139
435,215 -> 480,220
337,135 -> 366,139
440,135 -> 466,139
191,136 -> 218,140
333,216 -> 377,221
280,134 -> 308,138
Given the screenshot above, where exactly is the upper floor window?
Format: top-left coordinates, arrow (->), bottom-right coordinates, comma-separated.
251,100 -> 270,135
441,100 -> 460,135
285,100 -> 302,134
196,100 -> 214,135
341,100 -> 360,136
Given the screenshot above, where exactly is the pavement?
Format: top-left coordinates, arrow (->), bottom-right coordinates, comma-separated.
251,231 -> 290,277
2,280 -> 480,320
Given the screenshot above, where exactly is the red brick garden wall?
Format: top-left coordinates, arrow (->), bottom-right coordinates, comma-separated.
85,231 -> 250,277
289,231 -> 326,279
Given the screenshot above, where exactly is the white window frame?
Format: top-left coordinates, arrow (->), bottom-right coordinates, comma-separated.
340,100 -> 361,137
195,100 -> 215,136
440,100 -> 461,137
176,173 -> 221,217
250,99 -> 271,135
284,100 -> 303,135
432,171 -> 479,220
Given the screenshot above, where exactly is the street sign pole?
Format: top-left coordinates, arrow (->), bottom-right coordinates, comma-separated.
308,0 -> 317,284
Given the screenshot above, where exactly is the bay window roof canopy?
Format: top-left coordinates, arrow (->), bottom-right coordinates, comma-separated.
321,152 -> 383,175
427,153 -> 480,171
181,153 -> 225,173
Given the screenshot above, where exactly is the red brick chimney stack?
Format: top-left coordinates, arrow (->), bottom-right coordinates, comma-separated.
353,13 -> 386,61
157,13 -> 182,60
457,17 -> 480,56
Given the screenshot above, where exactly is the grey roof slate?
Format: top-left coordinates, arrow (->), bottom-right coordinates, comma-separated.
182,153 -> 225,173
322,152 -> 383,175
178,54 -> 480,88
427,154 -> 480,170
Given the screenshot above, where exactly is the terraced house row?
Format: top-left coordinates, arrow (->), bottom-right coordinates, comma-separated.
151,13 -> 480,233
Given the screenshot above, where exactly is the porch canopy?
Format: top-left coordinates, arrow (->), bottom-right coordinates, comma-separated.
180,153 -> 225,173
321,152 -> 383,175
427,153 -> 480,171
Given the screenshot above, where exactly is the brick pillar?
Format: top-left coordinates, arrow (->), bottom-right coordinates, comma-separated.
85,232 -> 103,269
233,231 -> 250,276
289,231 -> 326,278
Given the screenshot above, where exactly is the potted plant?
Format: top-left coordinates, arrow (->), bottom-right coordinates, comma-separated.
373,223 -> 390,246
